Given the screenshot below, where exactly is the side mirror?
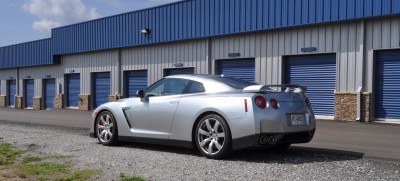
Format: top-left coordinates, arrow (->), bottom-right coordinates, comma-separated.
136,90 -> 144,98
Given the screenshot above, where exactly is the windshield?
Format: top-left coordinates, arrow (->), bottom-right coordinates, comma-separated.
212,76 -> 257,89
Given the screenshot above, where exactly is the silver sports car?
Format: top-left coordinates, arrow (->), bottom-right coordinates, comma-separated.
89,74 -> 316,159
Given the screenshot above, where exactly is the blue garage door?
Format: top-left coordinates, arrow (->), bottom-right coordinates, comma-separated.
285,54 -> 336,116
217,59 -> 255,82
164,68 -> 194,76
24,80 -> 34,108
66,74 -> 80,108
7,80 -> 16,107
125,70 -> 147,98
93,72 -> 110,108
375,50 -> 400,119
44,79 -> 56,109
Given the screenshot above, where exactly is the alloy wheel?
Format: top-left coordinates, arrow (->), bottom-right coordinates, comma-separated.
197,118 -> 226,155
97,114 -> 114,143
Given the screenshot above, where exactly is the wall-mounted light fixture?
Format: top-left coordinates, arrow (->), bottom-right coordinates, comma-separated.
141,28 -> 150,34
26,76 -> 31,79
46,75 -> 51,78
174,62 -> 184,67
69,70 -> 75,73
301,47 -> 317,53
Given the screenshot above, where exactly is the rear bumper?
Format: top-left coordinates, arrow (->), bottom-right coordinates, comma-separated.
232,129 -> 316,150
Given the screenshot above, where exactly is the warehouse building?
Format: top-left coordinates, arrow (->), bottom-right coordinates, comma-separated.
0,0 -> 400,123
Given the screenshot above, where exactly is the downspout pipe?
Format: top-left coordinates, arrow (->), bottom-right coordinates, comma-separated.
16,68 -> 19,97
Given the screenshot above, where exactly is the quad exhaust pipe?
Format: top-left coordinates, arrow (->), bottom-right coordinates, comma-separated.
259,135 -> 276,145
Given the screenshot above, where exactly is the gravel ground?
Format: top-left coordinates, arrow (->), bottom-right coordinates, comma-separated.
1,121 -> 399,181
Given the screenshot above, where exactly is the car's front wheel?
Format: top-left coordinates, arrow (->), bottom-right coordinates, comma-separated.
195,114 -> 232,159
96,111 -> 118,145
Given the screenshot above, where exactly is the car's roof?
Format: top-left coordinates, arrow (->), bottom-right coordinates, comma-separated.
165,74 -> 223,82
166,74 -> 221,79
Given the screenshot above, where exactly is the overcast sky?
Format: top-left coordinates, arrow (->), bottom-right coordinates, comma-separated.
0,0 -> 180,47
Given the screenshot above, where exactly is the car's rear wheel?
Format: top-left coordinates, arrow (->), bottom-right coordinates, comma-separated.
195,114 -> 232,159
96,111 -> 118,145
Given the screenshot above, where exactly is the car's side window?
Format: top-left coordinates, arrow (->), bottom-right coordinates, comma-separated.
183,81 -> 205,94
145,78 -> 189,97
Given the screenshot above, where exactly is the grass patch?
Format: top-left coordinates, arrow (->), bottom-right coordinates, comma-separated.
17,162 -> 70,177
0,143 -> 23,165
0,142 -> 101,180
22,156 -> 42,164
61,169 -> 101,181
48,154 -> 75,159
120,173 -> 146,181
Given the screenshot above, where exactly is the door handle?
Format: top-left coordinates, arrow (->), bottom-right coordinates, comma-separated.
121,106 -> 130,110
169,101 -> 179,104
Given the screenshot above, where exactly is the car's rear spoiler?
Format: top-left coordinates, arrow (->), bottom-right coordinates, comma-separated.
242,84 -> 307,93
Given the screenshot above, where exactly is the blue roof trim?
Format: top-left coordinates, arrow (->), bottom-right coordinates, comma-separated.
1,0 -> 400,69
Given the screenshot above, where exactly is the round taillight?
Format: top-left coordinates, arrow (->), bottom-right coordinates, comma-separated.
254,96 -> 266,109
270,99 -> 279,109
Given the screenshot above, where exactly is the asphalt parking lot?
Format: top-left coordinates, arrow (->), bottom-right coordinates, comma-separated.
0,108 -> 400,180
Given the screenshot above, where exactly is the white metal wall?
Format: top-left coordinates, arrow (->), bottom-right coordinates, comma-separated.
18,65 -> 62,97
0,69 -> 16,96
365,16 -> 400,92
61,50 -> 119,95
212,21 -> 365,92
121,39 -> 209,85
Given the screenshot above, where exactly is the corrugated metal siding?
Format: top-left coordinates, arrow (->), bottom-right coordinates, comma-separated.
24,79 -> 34,108
285,54 -> 337,116
0,69 -> 16,95
216,59 -> 255,82
8,80 -> 16,106
61,50 -> 119,95
212,21 -> 362,92
365,16 -> 400,92
44,79 -> 56,109
2,0 -> 400,69
0,69 -> 17,80
121,40 -> 208,85
66,74 -> 80,107
124,70 -> 148,98
51,0 -> 400,56
0,39 -> 53,69
375,50 -> 400,119
164,68 -> 195,76
92,72 -> 111,108
18,66 -> 62,97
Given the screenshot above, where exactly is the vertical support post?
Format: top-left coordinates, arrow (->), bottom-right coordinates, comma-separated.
16,68 -> 19,97
117,49 -> 122,98
207,38 -> 212,74
356,86 -> 363,121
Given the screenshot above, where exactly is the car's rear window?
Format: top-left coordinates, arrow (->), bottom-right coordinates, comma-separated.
212,76 -> 257,89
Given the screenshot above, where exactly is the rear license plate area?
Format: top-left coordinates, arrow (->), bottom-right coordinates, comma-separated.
290,114 -> 306,126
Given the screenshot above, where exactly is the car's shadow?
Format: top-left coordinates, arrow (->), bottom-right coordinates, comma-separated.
113,142 -> 364,164
228,146 -> 364,164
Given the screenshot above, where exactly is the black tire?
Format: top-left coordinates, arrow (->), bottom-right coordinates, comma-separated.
194,114 -> 232,159
95,111 -> 118,146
